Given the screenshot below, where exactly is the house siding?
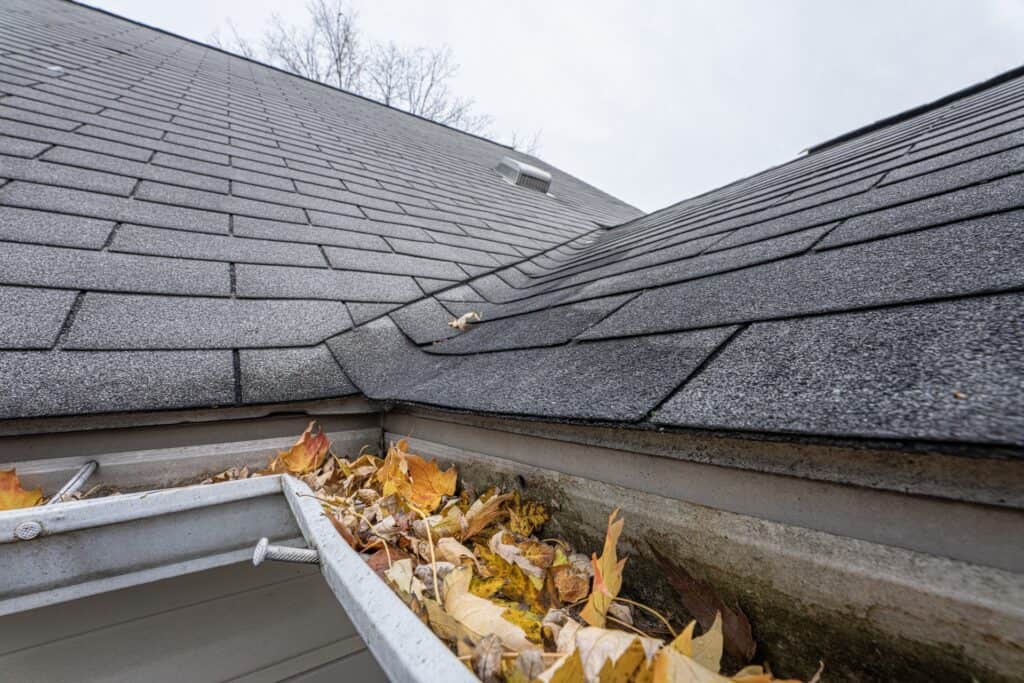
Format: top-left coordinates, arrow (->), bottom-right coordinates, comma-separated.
0,562 -> 387,682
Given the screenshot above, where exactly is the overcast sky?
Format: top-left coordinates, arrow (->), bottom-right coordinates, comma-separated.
87,1 -> 1024,212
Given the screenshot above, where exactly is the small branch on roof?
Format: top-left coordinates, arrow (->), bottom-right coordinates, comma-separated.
448,311 -> 481,331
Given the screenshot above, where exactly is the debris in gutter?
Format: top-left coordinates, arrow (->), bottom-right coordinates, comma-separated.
0,469 -> 43,510
215,422 -> 825,682
449,311 -> 482,331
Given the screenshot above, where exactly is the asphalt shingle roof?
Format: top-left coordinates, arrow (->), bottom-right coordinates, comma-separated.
0,0 -> 1021,450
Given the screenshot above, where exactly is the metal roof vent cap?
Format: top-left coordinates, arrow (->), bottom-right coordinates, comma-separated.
496,156 -> 552,194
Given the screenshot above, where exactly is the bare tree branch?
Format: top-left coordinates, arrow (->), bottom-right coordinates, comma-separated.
510,129 -> 543,155
211,0 -> 495,135
209,19 -> 257,59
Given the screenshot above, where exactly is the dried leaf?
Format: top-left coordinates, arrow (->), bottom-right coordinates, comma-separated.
652,646 -> 731,683
264,421 -> 331,475
536,649 -> 585,683
651,548 -> 756,662
552,564 -> 591,603
472,633 -> 504,683
489,530 -> 545,578
475,542 -> 549,614
508,492 -> 548,536
461,491 -> 513,540
444,566 -> 538,652
0,468 -> 43,510
365,545 -> 409,580
448,311 -> 481,330
580,508 -> 626,627
505,649 -> 546,683
519,539 -> 556,569
574,626 -> 662,683
385,558 -> 425,602
692,613 -> 725,673
437,536 -> 480,570
376,439 -> 456,513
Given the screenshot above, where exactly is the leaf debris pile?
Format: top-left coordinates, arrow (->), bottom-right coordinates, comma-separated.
0,468 -> 113,510
222,423 -> 824,683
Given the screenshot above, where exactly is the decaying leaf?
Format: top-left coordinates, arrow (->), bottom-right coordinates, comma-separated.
552,564 -> 591,604
448,310 -> 481,330
490,530 -> 546,578
385,558 -> 425,603
580,508 -> 626,627
461,491 -> 514,540
437,536 -> 479,569
508,492 -> 549,536
505,649 -> 546,683
444,566 -> 538,652
0,468 -> 43,511
650,548 -> 756,663
472,633 -> 504,683
264,421 -> 331,475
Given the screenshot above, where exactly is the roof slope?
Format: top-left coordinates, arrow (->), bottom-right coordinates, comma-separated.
0,0 -> 638,418
1,1 -> 1022,450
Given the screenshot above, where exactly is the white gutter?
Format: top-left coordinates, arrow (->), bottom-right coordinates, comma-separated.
282,476 -> 475,683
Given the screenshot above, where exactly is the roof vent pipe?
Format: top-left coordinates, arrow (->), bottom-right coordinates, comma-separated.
496,157 -> 552,194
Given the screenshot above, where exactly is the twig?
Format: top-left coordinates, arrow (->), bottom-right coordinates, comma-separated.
411,503 -> 441,601
607,615 -> 653,639
612,597 -> 677,637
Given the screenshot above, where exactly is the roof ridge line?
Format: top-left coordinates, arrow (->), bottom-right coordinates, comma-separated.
67,0 -> 517,151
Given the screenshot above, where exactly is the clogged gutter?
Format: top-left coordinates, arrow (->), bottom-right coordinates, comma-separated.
2,422 -> 825,683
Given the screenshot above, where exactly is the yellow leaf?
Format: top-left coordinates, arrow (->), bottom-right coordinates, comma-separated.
375,439 -> 456,513
651,647 -> 731,683
461,491 -> 513,540
404,450 -> 457,512
692,612 -> 724,673
508,491 -> 548,536
470,575 -> 505,599
264,421 -> 331,475
443,566 -> 538,652
580,508 -> 625,627
574,626 -> 662,683
475,543 -> 548,613
0,468 -> 43,510
670,621 -> 697,658
498,602 -> 544,643
536,649 -> 585,683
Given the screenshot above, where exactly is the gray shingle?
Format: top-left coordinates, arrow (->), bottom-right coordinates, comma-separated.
330,317 -> 737,421
0,135 -> 50,157
236,263 -> 422,302
386,237 -> 500,267
0,242 -> 230,295
0,205 -> 114,248
233,215 -> 390,251
63,294 -> 351,349
430,294 -> 633,354
389,298 -> 461,344
240,345 -> 356,404
348,302 -> 403,326
820,172 -> 1024,248
0,181 -> 231,233
323,246 -> 466,280
0,285 -> 76,348
653,294 -> 1024,445
110,224 -> 325,266
582,210 -> 1024,338
0,349 -> 234,419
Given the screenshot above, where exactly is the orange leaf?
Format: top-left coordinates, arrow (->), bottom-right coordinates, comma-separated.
265,421 -> 331,475
375,438 -> 455,513
0,468 -> 43,511
580,508 -> 625,627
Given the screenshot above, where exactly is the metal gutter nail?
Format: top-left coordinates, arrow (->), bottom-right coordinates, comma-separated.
252,537 -> 320,566
46,461 -> 98,505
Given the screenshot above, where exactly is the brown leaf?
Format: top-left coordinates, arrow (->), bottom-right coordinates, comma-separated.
650,547 -> 756,663
552,564 -> 590,603
460,491 -> 513,540
580,508 -> 626,627
472,633 -> 504,683
0,468 -> 43,510
365,545 -> 410,580
264,421 -> 331,475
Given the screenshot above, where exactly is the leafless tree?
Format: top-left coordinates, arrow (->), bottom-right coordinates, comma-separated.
363,43 -> 492,133
209,19 -> 257,60
209,0 -> 492,135
509,129 -> 543,155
